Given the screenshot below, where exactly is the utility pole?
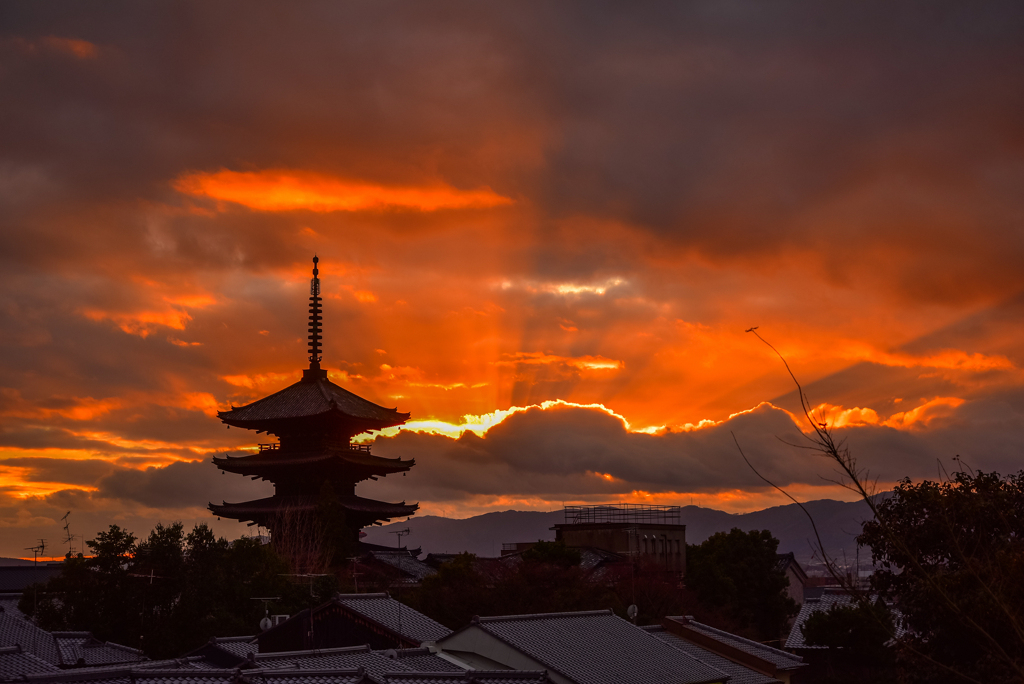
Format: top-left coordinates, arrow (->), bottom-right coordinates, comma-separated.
389,528 -> 411,646
25,539 -> 46,566
346,556 -> 363,593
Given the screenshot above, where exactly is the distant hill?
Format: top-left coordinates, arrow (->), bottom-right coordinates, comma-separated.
362,499 -> 875,569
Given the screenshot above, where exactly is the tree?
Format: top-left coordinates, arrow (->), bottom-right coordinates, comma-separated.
685,528 -> 798,640
858,470 -> 1024,683
801,599 -> 896,680
20,522 -> 314,658
740,330 -> 1024,682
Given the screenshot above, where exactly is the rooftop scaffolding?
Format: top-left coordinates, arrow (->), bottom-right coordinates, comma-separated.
562,503 -> 682,525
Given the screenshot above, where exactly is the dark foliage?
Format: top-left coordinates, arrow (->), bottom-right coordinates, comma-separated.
404,543 -> 701,630
858,470 -> 1024,683
19,523 -> 328,658
801,599 -> 896,682
685,528 -> 797,640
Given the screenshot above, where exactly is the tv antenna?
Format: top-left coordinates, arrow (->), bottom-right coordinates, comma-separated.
389,528 -> 412,645
347,556 -> 364,593
61,512 -> 77,556
250,596 -> 281,632
25,539 -> 47,566
389,528 -> 411,549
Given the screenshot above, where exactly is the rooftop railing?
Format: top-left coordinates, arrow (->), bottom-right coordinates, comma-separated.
563,503 -> 682,525
258,443 -> 279,452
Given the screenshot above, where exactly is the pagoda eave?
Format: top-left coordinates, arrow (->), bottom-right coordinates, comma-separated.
218,410 -> 409,434
208,495 -> 418,527
212,451 -> 413,475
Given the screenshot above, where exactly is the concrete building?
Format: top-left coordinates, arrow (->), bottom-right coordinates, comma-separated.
551,504 -> 686,573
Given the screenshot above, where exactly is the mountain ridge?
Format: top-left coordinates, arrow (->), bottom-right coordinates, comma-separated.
363,498 -> 875,568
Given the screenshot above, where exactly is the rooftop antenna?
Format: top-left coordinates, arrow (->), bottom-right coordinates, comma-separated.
347,556 -> 363,593
308,255 -> 322,372
25,539 -> 46,566
250,596 -> 281,632
389,528 -> 411,645
61,511 -> 77,556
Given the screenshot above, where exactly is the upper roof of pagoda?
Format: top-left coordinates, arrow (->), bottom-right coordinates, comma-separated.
218,369 -> 409,430
218,256 -> 410,433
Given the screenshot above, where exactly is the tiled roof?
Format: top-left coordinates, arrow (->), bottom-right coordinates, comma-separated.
246,668 -> 366,684
379,649 -> 460,673
50,633 -> 146,668
384,672 -> 549,684
335,594 -> 450,643
55,634 -> 91,664
464,610 -> 728,684
210,496 -> 417,522
210,638 -> 257,659
0,644 -> 61,680
0,610 -> 60,664
664,618 -> 804,671
642,627 -> 780,684
363,554 -> 436,583
0,594 -> 26,621
254,645 -> 400,683
218,376 -> 408,428
132,669 -> 243,684
783,588 -> 904,650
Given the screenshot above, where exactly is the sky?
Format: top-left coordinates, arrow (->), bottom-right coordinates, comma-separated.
2,2 -> 1024,558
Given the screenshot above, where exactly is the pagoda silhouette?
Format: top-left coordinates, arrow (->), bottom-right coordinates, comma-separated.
209,257 -> 417,544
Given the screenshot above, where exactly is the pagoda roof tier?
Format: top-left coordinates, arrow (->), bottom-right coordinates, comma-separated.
218,368 -> 409,431
212,448 -> 414,478
209,494 -> 418,527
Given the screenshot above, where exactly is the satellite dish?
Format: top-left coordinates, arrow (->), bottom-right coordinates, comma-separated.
383,649 -> 398,660
260,616 -> 273,631
627,604 -> 638,621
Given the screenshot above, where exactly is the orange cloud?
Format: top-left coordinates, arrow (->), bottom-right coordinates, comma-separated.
41,36 -> 98,59
495,352 -> 624,372
0,391 -> 123,421
173,169 -> 513,213
808,397 -> 966,431
881,397 -> 965,430
839,344 -> 1014,372
81,308 -> 192,337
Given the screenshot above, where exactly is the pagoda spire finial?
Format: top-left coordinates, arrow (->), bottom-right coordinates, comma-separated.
307,255 -> 323,372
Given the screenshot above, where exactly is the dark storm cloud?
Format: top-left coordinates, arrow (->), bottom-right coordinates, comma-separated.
1,2 -> 1022,297
95,458 -> 272,509
362,396 -> 1024,505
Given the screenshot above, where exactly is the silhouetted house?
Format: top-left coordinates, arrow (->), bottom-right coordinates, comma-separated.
0,566 -> 63,594
384,672 -> 551,684
496,547 -> 628,585
0,612 -> 147,672
431,609 -> 730,684
422,555 -> 458,570
256,594 -> 450,653
211,257 -> 417,546
248,644 -> 457,684
185,636 -> 256,668
358,550 -> 436,587
641,626 -> 783,684
774,554 -> 807,606
0,645 -> 59,680
0,595 -> 26,621
659,617 -> 807,684
784,587 -> 904,654
550,505 -> 686,574
19,662 -> 368,684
